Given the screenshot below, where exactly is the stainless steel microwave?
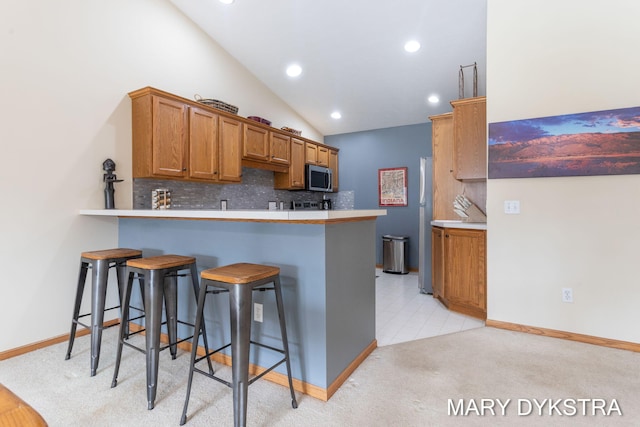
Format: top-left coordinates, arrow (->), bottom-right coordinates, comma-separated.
305,164 -> 333,192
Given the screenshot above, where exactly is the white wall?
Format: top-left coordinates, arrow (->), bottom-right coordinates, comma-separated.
0,0 -> 321,352
487,0 -> 640,342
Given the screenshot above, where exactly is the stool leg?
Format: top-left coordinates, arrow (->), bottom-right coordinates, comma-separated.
115,260 -> 130,338
189,263 -> 213,375
90,259 -> 110,376
164,274 -> 178,359
230,283 -> 253,427
65,261 -> 89,360
145,269 -> 165,410
273,276 -> 298,409
138,275 -> 146,314
180,279 -> 209,426
112,271 -> 135,388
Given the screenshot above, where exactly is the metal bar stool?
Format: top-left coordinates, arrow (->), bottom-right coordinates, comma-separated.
111,255 -> 213,410
180,262 -> 298,427
65,248 -> 143,376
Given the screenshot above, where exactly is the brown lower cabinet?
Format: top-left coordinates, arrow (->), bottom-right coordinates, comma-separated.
432,226 -> 486,320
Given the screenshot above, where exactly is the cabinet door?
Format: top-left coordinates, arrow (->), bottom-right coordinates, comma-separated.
274,137 -> 305,189
431,227 -> 444,299
289,138 -> 305,188
188,106 -> 218,180
444,228 -> 486,312
270,132 -> 291,165
451,97 -> 486,180
317,146 -> 329,166
152,96 -> 188,177
329,149 -> 339,192
431,113 -> 464,220
305,142 -> 318,164
218,116 -> 242,182
243,124 -> 270,161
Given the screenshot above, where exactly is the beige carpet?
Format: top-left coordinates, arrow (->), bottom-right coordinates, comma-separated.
1,326 -> 638,426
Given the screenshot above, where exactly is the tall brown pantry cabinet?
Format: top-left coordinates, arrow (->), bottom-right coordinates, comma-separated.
430,96 -> 487,320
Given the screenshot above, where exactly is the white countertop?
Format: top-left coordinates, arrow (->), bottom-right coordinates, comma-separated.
80,209 -> 386,222
431,220 -> 487,230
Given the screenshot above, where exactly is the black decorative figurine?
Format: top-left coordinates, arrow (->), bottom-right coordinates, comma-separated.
103,158 -> 123,209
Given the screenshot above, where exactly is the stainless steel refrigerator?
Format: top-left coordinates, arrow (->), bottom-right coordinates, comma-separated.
418,157 -> 433,294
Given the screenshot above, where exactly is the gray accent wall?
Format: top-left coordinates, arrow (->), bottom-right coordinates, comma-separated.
326,123 -> 432,270
118,217 -> 377,389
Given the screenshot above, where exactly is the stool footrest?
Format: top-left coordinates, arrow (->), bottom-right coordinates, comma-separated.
193,340 -> 287,387
118,319 -> 198,354
72,317 -> 121,331
75,303 -> 121,323
193,356 -> 287,388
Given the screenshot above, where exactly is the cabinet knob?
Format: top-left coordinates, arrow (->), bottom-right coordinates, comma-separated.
182,168 -> 187,171
445,234 -> 449,238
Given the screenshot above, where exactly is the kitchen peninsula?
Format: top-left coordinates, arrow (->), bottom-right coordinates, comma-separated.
80,208 -> 385,401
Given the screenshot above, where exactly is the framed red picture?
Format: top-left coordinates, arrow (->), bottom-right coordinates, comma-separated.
378,167 -> 407,206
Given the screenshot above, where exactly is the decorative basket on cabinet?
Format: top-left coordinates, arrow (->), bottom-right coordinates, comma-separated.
194,94 -> 239,114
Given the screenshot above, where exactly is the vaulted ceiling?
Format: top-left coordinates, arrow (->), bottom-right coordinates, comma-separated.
170,0 -> 487,136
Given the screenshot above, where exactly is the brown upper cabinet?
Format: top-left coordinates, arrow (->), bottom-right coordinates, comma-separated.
130,87 -> 241,183
431,100 -> 487,220
305,142 -> 318,165
274,137 -> 305,190
275,140 -> 340,191
431,112 -> 463,220
242,123 -> 270,162
316,145 -> 329,167
188,106 -> 218,180
241,123 -> 291,172
270,131 -> 291,165
305,142 -> 329,166
147,95 -> 188,178
450,96 -> 487,181
129,86 -> 337,188
329,149 -> 339,192
216,115 -> 243,182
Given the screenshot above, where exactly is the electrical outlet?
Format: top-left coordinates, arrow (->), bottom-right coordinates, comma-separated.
254,303 -> 263,322
504,200 -> 520,214
562,288 -> 573,303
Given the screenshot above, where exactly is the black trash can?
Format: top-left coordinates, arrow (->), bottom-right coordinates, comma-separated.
382,235 -> 409,274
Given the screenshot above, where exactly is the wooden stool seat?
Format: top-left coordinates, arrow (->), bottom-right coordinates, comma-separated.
0,384 -> 47,427
201,263 -> 280,284
127,255 -> 196,270
81,248 -> 142,261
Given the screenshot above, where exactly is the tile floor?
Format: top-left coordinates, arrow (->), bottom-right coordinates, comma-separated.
375,268 -> 485,347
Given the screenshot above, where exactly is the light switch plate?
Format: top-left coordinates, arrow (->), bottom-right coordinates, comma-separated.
504,200 -> 520,214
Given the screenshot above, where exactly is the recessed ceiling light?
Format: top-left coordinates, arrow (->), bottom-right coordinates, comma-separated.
428,95 -> 440,104
286,64 -> 302,77
331,111 -> 342,120
219,0 -> 234,4
404,40 -> 421,53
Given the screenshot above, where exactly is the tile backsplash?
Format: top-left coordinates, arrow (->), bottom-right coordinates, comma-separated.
133,168 -> 354,210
